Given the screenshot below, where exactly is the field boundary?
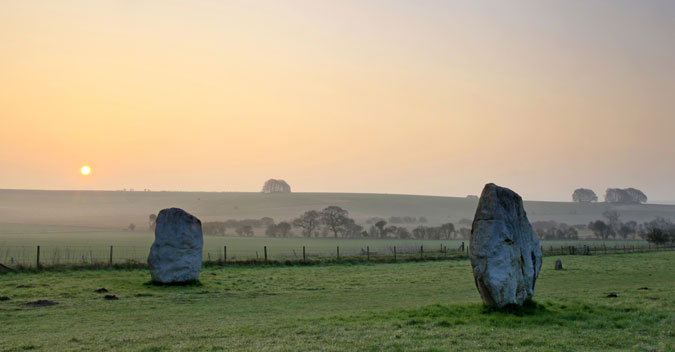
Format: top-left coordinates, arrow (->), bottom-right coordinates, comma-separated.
1,242 -> 673,273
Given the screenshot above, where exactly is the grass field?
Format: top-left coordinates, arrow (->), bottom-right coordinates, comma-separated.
0,252 -> 673,351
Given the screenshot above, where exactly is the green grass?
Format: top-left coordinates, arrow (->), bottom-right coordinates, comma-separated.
0,252 -> 673,351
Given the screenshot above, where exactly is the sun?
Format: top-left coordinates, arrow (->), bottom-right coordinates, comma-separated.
80,165 -> 91,176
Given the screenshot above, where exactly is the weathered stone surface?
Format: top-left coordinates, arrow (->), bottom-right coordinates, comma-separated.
148,208 -> 203,284
555,259 -> 563,270
470,183 -> 542,307
261,179 -> 291,193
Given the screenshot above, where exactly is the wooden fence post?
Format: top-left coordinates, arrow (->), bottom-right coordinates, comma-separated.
109,245 -> 113,266
367,246 -> 370,261
36,245 -> 40,269
337,246 -> 340,260
224,246 -> 227,264
393,246 -> 397,262
303,246 -> 306,261
264,246 -> 267,262
420,245 -> 424,259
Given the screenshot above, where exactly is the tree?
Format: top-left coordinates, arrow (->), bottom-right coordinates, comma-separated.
602,210 -> 621,234
588,220 -> 614,240
292,210 -> 321,238
375,220 -> 388,238
625,188 -> 648,204
572,188 -> 598,203
439,223 -> 455,239
418,216 -> 428,223
618,221 -> 637,240
236,225 -> 254,237
148,214 -> 157,231
276,222 -> 292,238
128,223 -> 136,231
320,206 -> 350,238
640,217 -> 675,245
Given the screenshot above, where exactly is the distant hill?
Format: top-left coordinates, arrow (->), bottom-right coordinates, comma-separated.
1,189 -> 675,229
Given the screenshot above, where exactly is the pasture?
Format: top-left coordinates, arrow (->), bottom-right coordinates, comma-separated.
0,252 -> 673,351
0,222 -> 651,266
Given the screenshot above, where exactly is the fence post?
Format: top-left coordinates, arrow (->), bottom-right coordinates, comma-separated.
264,246 -> 267,262
337,246 -> 340,260
36,245 -> 40,269
303,246 -> 306,262
224,246 -> 227,264
109,245 -> 113,266
393,246 -> 397,262
367,246 -> 370,261
420,245 -> 424,259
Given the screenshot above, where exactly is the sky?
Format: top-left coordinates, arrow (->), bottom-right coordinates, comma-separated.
1,0 -> 674,201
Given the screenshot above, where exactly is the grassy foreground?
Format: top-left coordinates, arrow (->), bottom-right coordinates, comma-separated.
0,252 -> 673,351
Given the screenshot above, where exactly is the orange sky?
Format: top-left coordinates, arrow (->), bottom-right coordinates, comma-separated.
1,1 -> 674,201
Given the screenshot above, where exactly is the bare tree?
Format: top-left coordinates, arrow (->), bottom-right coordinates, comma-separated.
320,206 -> 350,238
148,214 -> 157,231
292,210 -> 321,238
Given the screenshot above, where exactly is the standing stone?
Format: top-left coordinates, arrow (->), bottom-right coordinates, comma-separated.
148,208 -> 203,284
470,183 -> 542,307
555,259 -> 563,270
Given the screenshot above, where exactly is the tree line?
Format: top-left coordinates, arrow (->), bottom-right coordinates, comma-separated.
587,210 -> 674,245
572,188 -> 647,204
161,206 -> 471,240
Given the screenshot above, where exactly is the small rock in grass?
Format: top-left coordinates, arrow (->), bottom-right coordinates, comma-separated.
94,288 -> 109,293
24,300 -> 58,307
606,293 -> 618,298
104,295 -> 119,300
638,287 -> 649,290
554,259 -> 563,270
16,285 -> 32,288
0,296 -> 10,301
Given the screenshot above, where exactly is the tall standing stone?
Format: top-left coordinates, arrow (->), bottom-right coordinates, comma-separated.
470,183 -> 542,307
148,208 -> 203,284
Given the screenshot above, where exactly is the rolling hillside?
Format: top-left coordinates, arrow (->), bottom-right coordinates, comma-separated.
1,189 -> 674,230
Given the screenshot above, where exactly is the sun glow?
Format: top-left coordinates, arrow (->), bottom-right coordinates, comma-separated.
80,165 -> 91,176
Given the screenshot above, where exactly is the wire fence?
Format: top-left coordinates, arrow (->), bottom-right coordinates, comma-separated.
1,241 -> 673,271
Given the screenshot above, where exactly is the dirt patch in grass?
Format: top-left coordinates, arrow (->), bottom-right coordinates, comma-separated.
23,300 -> 58,307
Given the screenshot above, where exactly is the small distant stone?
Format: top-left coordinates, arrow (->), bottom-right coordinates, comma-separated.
209,273 -> 216,276
638,287 -> 649,290
0,296 -> 10,301
104,295 -> 119,300
24,300 -> 58,307
606,293 -> 618,298
94,288 -> 109,293
554,259 -> 563,270
16,285 -> 32,288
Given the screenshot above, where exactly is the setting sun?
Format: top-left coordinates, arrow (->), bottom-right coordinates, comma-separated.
80,166 -> 91,176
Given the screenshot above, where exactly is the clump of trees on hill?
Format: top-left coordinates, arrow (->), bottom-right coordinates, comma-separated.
572,188 -> 598,203
605,188 -> 647,204
572,187 -> 647,204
